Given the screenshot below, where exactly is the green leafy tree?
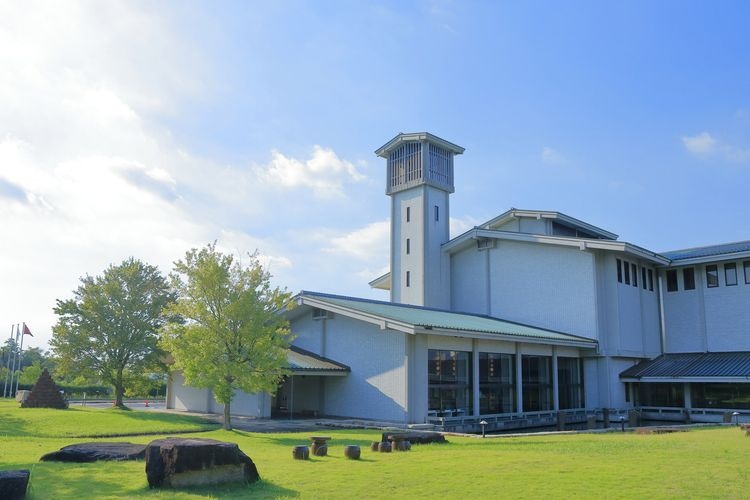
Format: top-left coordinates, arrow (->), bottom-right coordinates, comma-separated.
51,258 -> 175,407
161,244 -> 292,430
19,361 -> 43,386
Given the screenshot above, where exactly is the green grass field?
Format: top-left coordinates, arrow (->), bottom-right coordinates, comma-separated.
1,400 -> 749,498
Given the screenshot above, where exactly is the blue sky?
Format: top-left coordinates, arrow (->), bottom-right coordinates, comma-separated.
1,0 -> 749,348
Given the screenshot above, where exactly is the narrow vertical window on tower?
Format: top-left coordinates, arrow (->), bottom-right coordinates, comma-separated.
406,238 -> 410,255
706,265 -> 719,288
666,269 -> 678,292
616,259 -> 622,282
406,206 -> 410,222
631,263 -> 638,287
683,268 -> 695,290
435,205 -> 439,221
725,263 -> 737,286
648,269 -> 654,291
406,271 -> 410,287
624,261 -> 631,285
642,268 -> 647,289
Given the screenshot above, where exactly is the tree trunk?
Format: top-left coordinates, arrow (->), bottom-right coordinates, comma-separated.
115,368 -> 124,408
223,400 -> 232,430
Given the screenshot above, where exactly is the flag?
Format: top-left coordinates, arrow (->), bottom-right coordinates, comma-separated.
22,323 -> 32,337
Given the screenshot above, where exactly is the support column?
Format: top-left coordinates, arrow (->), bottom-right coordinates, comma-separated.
515,344 -> 523,415
552,347 -> 559,411
472,339 -> 480,417
684,383 -> 692,409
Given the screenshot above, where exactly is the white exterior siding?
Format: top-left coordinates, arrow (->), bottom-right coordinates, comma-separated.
450,245 -> 488,315
660,262 -> 750,353
390,185 -> 451,308
293,312 -> 409,422
662,266 -> 705,353
170,372 -> 210,413
487,241 -> 597,338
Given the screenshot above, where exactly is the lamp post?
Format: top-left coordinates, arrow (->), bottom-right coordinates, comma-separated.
619,415 -> 626,432
480,420 -> 488,438
732,411 -> 740,426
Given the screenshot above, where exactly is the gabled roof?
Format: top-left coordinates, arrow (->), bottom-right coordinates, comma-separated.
294,291 -> 597,348
660,240 -> 750,266
374,132 -> 465,158
620,352 -> 750,382
442,228 -> 670,265
368,272 -> 391,290
480,209 -> 619,240
288,345 -> 350,375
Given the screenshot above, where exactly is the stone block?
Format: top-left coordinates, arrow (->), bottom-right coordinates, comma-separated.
0,470 -> 30,500
41,442 -> 146,462
145,437 -> 259,488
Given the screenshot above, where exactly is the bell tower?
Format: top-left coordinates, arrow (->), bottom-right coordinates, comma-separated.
375,132 -> 464,308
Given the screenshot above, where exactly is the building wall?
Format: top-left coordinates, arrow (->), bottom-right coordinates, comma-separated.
168,371 -> 269,417
292,311 -> 409,422
596,252 -> 661,358
451,240 -> 598,339
663,260 -> 750,352
390,186 -> 450,308
169,371 -> 210,413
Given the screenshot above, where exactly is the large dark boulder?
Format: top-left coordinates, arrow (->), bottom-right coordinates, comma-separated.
0,470 -> 30,500
145,437 -> 259,488
40,442 -> 146,462
22,369 -> 67,409
382,431 -> 447,445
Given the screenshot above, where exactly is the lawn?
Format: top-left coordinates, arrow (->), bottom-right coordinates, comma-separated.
1,400 -> 749,498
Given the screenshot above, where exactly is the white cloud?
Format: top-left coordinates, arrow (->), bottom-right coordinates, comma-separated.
324,219 -> 390,260
682,132 -> 717,154
450,216 -> 479,238
541,146 -> 565,164
254,146 -> 366,198
682,132 -> 750,163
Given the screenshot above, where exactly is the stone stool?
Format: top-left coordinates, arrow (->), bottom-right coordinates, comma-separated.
310,436 -> 331,457
371,441 -> 380,451
292,445 -> 310,460
378,441 -> 392,453
344,445 -> 361,460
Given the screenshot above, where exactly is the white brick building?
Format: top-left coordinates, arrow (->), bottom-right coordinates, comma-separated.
168,132 -> 750,428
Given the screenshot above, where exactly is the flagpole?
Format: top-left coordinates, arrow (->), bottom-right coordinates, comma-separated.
13,323 -> 27,396
2,324 -> 14,398
7,323 -> 20,398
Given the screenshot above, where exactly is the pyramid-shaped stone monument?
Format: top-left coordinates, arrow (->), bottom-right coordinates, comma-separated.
22,369 -> 68,409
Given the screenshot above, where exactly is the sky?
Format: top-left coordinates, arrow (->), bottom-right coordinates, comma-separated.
1,0 -> 749,349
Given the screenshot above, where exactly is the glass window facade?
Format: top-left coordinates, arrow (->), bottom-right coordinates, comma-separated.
745,261 -> 750,284
478,352 -> 515,414
428,350 -> 471,415
522,355 -> 552,412
635,383 -> 684,407
557,357 -> 585,410
692,383 -> 750,409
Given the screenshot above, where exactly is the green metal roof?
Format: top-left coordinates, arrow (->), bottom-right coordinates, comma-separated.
299,292 -> 597,347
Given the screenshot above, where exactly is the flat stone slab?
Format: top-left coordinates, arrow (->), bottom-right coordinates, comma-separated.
382,431 -> 447,445
145,437 -> 259,488
0,470 -> 30,500
40,442 -> 146,462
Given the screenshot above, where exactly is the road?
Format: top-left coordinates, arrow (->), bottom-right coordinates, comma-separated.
69,400 -> 166,411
